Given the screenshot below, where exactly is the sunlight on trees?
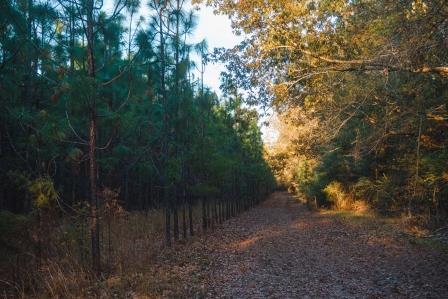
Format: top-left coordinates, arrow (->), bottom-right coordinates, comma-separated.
201,0 -> 447,220
0,0 -> 275,295
1,0 -> 447,296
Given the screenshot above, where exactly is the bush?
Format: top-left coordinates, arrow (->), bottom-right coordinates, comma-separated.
324,181 -> 353,210
28,176 -> 59,210
354,176 -> 396,212
7,172 -> 59,210
0,210 -> 31,253
188,183 -> 220,198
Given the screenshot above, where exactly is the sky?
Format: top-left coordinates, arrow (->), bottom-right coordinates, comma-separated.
104,1 -> 278,144
189,5 -> 279,145
188,5 -> 243,95
103,1 -> 240,94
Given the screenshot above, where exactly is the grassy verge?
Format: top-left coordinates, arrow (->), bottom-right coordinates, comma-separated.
0,203 -> 209,298
320,207 -> 448,254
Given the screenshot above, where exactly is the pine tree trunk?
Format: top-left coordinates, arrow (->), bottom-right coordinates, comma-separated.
165,204 -> 171,246
213,199 -> 218,227
86,0 -> 100,274
202,197 -> 207,231
206,200 -> 211,228
182,203 -> 187,239
173,202 -> 179,241
158,2 -> 171,247
188,198 -> 194,236
410,114 -> 423,216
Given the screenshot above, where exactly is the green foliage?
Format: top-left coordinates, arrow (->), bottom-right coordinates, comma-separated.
292,159 -> 325,204
0,210 -> 30,252
324,181 -> 348,209
67,148 -> 84,163
211,0 -> 447,220
28,177 -> 60,210
353,177 -> 377,200
7,171 -> 31,191
0,0 -> 274,215
421,150 -> 448,184
188,184 -> 220,198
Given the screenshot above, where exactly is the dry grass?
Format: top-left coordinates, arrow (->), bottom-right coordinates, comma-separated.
320,203 -> 448,256
3,196 -> 445,298
0,203 -> 208,298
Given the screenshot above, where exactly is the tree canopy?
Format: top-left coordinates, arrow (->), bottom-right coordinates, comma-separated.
0,0 -> 275,277
197,0 -> 448,219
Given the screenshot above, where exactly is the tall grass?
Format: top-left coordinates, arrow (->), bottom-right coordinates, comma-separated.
0,203 -> 205,298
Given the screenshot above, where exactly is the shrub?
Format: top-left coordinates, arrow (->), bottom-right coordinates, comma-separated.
28,176 -> 59,210
324,181 -> 353,210
354,176 -> 395,212
0,210 -> 31,253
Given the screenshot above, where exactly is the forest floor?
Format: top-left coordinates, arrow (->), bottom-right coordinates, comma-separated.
104,192 -> 448,298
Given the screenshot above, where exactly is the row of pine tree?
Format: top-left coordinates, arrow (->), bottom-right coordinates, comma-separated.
0,0 -> 275,274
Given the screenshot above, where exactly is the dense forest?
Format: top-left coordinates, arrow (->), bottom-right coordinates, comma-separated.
0,0 -> 274,295
200,0 -> 447,221
1,0 -> 448,297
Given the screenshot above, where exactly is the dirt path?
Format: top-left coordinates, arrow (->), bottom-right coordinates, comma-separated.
194,192 -> 448,298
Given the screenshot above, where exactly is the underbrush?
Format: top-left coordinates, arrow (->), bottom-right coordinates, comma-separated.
409,237 -> 448,254
319,209 -> 394,233
297,174 -> 447,229
0,204 -> 206,298
319,203 -> 448,255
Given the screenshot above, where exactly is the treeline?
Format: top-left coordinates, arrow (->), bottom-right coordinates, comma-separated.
0,0 -> 274,277
200,0 -> 448,223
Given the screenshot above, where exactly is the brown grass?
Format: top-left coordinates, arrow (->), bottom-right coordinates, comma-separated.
0,203 -> 207,298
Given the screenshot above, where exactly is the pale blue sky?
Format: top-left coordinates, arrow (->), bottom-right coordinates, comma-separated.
190,5 -> 278,144
189,5 -> 243,95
